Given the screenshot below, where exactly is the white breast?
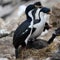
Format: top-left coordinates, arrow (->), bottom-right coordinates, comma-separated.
31,12 -> 48,38
31,19 -> 46,38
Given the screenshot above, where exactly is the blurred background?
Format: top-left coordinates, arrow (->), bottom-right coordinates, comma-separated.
0,0 -> 60,60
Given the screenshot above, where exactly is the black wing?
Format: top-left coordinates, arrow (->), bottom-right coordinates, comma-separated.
14,20 -> 31,38
13,20 -> 31,48
25,5 -> 35,16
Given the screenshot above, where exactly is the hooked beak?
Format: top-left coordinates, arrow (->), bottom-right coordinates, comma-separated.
48,11 -> 52,15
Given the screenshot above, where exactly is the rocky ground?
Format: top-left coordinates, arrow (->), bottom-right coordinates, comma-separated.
0,0 -> 60,60
0,28 -> 60,60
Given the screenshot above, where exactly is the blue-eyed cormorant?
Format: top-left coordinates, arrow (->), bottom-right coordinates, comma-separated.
30,6 -> 51,36
13,9 -> 34,58
29,7 -> 51,41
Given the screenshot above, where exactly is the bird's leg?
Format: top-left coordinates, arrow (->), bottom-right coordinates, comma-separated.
18,46 -> 26,58
15,46 -> 22,59
15,48 -> 19,59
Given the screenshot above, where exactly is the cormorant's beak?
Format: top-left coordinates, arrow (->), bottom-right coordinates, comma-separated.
48,11 -> 52,15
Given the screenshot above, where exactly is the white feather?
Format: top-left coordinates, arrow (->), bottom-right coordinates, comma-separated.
31,12 -> 46,38
41,30 -> 49,36
31,11 -> 50,38
44,14 -> 50,23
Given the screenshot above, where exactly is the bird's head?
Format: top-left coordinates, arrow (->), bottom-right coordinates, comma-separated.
34,1 -> 43,8
40,7 -> 51,16
40,7 -> 51,22
40,7 -> 51,14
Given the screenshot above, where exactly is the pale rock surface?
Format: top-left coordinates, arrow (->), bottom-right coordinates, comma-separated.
0,58 -> 9,60
0,18 -> 5,29
50,3 -> 60,27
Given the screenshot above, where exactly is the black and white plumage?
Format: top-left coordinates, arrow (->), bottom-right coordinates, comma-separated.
25,1 -> 42,19
25,5 -> 50,38
29,5 -> 51,36
27,27 -> 60,49
25,2 -> 51,38
28,7 -> 51,37
27,7 -> 51,48
29,7 -> 51,40
13,9 -> 34,58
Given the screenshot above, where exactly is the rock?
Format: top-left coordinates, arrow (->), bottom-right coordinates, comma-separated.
4,19 -> 18,32
45,57 -> 51,60
40,0 -> 60,8
0,58 -> 9,60
0,18 -> 10,37
51,53 -> 60,60
1,0 -> 12,4
18,41 -> 60,60
17,5 -> 26,17
0,5 -> 26,38
0,36 -> 15,60
12,0 -> 21,5
4,4 -> 26,32
0,1 -> 12,7
50,43 -> 60,60
0,18 -> 5,29
50,3 -> 60,27
0,4 -> 14,19
26,57 -> 34,60
0,18 -> 9,35
45,43 -> 60,60
49,14 -> 57,27
52,3 -> 60,16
